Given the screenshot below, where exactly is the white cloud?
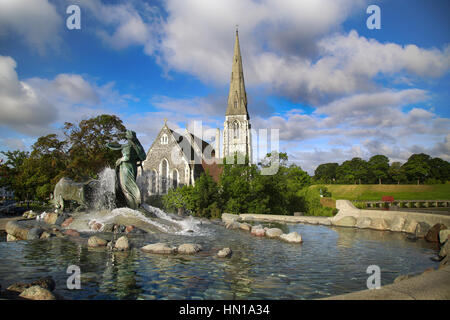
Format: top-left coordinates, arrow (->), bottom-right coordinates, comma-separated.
0,56 -> 58,135
0,0 -> 62,53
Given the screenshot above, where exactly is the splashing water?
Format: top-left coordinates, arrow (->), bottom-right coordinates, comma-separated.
142,204 -> 204,235
67,167 -> 205,236
92,167 -> 116,211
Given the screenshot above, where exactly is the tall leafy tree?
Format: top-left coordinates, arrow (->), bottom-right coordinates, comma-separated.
402,153 -> 431,184
368,155 -> 389,184
314,163 -> 338,183
63,114 -> 127,180
388,161 -> 405,184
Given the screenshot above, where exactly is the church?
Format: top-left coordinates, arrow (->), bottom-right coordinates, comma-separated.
141,29 -> 252,196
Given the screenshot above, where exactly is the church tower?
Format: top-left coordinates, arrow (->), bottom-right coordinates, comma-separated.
222,28 -> 252,163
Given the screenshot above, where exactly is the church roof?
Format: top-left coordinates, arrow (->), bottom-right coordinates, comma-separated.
225,29 -> 249,118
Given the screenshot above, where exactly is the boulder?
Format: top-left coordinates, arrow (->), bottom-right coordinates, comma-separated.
389,216 -> 406,232
6,234 -> 17,242
141,243 -> 176,254
5,220 -> 30,240
251,226 -> 266,237
333,216 -> 356,228
239,223 -> 251,231
225,221 -> 240,230
217,247 -> 232,258
415,222 -> 431,238
87,236 -> 107,247
439,229 -> 450,244
44,213 -> 59,225
55,213 -> 70,226
265,228 -> 283,238
355,217 -> 371,229
403,220 -> 418,234
90,222 -> 103,231
40,231 -> 52,239
279,232 -> 303,243
370,218 -> 389,231
7,277 -> 55,293
177,243 -> 202,254
27,227 -> 44,240
425,223 -> 447,243
61,217 -> 74,228
19,286 -> 56,300
114,236 -> 130,251
63,229 -> 80,237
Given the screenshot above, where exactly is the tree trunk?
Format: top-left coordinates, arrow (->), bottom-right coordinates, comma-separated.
379,178 -> 381,184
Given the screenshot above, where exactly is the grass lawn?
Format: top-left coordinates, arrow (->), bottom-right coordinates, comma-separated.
312,184 -> 450,201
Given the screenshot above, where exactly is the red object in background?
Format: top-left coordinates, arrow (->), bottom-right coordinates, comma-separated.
382,196 -> 394,202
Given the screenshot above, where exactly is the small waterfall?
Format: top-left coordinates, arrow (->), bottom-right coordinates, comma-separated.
92,167 -> 116,211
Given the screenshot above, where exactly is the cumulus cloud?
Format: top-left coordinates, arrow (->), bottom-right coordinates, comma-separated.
0,0 -> 62,53
0,56 -> 58,135
0,55 -> 137,139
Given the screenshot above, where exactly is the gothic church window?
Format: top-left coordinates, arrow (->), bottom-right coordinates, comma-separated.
233,121 -> 239,139
173,170 -> 178,189
161,159 -> 168,194
161,134 -> 168,145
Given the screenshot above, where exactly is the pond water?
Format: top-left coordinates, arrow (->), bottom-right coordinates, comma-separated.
0,219 -> 439,300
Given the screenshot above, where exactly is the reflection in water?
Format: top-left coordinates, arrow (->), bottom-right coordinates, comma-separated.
0,222 -> 439,300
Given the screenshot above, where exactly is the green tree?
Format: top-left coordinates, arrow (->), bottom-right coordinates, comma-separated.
402,153 -> 431,184
336,157 -> 369,184
388,161 -> 405,184
428,157 -> 450,183
314,163 -> 338,183
63,114 -> 127,180
0,150 -> 30,200
368,155 -> 389,184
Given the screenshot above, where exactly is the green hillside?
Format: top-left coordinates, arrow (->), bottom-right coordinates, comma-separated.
312,184 -> 450,201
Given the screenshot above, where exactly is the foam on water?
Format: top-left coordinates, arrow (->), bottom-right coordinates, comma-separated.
142,203 -> 205,235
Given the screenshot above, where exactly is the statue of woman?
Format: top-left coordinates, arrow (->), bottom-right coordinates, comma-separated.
107,130 -> 146,209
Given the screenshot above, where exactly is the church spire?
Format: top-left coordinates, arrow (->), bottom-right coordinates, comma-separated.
226,27 -> 249,118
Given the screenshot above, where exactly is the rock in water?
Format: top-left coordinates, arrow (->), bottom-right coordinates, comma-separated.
63,229 -> 80,237
114,236 -> 130,251
279,232 -> 303,243
61,217 -> 74,228
265,228 -> 283,238
141,243 -> 176,254
31,276 -> 56,291
239,223 -> 251,231
27,227 -> 44,240
19,286 -> 56,300
217,247 -> 232,258
251,225 -> 266,237
177,243 -> 202,254
88,236 -> 107,247
425,223 -> 447,243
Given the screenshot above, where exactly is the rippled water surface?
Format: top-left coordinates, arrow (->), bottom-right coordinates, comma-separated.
0,221 -> 439,299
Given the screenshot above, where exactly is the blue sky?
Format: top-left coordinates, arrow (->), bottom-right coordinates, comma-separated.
0,0 -> 449,173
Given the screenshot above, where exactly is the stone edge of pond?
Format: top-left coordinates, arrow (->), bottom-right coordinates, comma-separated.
226,200 -> 450,236
320,265 -> 450,300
